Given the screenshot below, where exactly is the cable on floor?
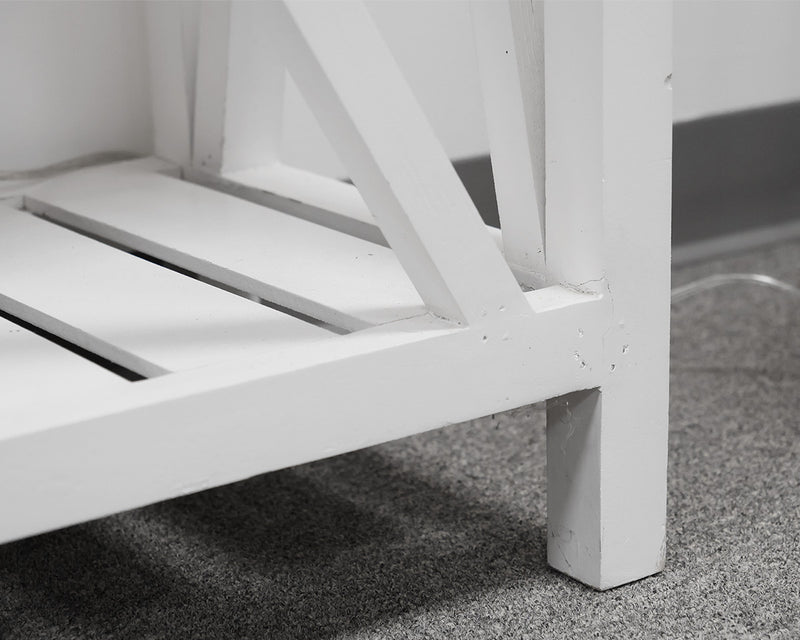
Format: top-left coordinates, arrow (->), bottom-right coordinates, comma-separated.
671,273 -> 800,303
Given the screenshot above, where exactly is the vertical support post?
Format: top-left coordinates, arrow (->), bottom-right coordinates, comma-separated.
472,0 -> 546,288
193,0 -> 285,173
144,1 -> 196,165
544,0 -> 672,589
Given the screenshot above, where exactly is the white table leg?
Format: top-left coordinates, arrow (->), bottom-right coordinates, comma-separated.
543,0 -> 673,590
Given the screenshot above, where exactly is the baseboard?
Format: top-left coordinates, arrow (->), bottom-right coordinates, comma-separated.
454,100 -> 800,261
672,101 -> 800,246
671,218 -> 800,267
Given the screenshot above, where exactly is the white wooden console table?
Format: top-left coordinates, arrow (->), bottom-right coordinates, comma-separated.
0,0 -> 672,590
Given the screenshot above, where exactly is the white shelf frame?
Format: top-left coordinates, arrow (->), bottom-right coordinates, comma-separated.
0,0 -> 672,591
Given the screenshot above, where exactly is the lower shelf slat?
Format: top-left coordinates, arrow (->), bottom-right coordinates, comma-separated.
0,206 -> 330,378
0,314 -> 126,416
25,170 -> 427,331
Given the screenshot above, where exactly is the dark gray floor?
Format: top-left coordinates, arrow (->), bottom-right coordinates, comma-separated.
459,102 -> 800,246
1,239 -> 799,639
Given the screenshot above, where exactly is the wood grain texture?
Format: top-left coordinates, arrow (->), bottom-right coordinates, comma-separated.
25,171 -> 427,331
0,205 -> 330,377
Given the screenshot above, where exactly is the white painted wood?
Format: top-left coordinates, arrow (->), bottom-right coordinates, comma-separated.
0,315 -> 126,416
186,164 -> 386,245
25,171 -> 427,331
273,0 -> 529,325
185,164 -> 508,256
472,0 -> 546,288
0,1 -> 672,594
0,286 -> 604,544
544,0 -> 673,589
193,1 -> 284,173
144,2 -> 194,165
0,206 -> 329,377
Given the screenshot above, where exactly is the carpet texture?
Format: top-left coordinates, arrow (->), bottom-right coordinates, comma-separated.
1,240 -> 799,639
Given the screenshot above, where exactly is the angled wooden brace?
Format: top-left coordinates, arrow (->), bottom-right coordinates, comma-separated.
195,0 -> 529,326
278,1 -> 530,325
471,0 -> 546,289
190,2 -> 384,244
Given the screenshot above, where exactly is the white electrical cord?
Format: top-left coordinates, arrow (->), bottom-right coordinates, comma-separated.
672,273 -> 800,303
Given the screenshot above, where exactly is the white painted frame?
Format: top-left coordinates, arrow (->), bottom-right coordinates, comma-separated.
0,0 -> 671,591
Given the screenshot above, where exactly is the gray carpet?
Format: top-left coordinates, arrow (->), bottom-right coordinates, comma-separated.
1,239 -> 799,639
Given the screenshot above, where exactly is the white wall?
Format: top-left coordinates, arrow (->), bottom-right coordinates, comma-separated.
673,0 -> 800,122
2,1 -> 799,175
286,0 -> 800,175
0,1 -> 152,172
281,0 -> 487,177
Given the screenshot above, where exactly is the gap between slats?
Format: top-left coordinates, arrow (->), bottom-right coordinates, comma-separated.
0,313 -> 129,420
25,171 -> 429,332
22,212 -> 349,337
0,206 -> 333,378
0,309 -> 144,382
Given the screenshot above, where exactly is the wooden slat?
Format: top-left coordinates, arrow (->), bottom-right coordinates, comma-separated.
25,171 -> 427,331
0,206 -> 330,377
0,315 -> 126,416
